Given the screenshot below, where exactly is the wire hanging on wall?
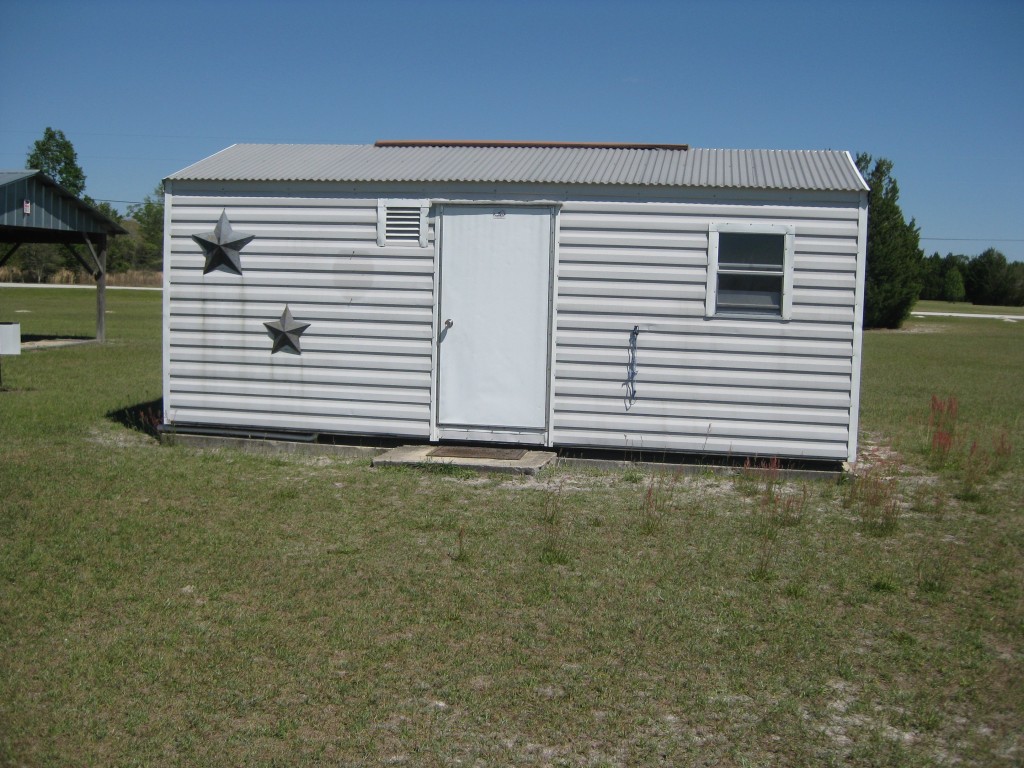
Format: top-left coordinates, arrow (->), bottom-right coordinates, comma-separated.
624,325 -> 639,409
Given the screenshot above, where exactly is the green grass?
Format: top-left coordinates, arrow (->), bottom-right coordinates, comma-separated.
913,299 -> 1024,316
861,314 -> 1024,475
1,288 -> 1022,766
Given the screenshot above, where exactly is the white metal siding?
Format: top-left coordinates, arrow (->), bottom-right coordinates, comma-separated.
552,196 -> 861,460
164,191 -> 434,437
164,182 -> 863,462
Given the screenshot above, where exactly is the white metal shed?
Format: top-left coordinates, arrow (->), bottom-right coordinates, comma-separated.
163,141 -> 869,464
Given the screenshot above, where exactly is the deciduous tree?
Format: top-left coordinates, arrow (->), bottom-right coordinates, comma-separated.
127,185 -> 165,269
942,265 -> 966,303
26,127 -> 86,197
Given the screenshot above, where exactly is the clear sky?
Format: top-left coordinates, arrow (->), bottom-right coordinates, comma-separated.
1,0 -> 1021,260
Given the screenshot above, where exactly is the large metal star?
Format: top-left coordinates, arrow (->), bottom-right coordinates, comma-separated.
192,210 -> 254,276
264,305 -> 311,355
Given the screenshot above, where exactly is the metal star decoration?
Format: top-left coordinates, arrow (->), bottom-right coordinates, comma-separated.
192,210 -> 255,275
264,305 -> 311,355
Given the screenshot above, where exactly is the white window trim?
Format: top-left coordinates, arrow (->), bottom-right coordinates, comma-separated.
377,199 -> 429,247
706,222 -> 795,320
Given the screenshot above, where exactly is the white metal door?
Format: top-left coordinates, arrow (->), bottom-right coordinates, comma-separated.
437,206 -> 552,439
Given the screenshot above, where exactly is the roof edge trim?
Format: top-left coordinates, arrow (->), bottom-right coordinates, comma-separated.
842,150 -> 871,192
374,139 -> 690,151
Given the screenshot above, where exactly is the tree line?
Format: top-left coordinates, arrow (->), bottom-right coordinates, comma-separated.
918,249 -> 1024,307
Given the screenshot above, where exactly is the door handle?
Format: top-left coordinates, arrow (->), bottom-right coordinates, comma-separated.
444,319 -> 454,329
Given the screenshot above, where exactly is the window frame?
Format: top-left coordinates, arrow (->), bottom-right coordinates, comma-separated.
705,222 -> 795,320
377,199 -> 429,247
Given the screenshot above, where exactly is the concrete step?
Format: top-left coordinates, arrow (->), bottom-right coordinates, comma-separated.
373,444 -> 556,475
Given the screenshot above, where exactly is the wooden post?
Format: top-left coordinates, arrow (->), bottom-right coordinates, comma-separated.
96,234 -> 107,343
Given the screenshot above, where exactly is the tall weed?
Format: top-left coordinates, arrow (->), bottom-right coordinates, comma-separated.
845,462 -> 901,536
928,394 -> 958,468
924,395 -> 1015,499
637,470 -> 682,534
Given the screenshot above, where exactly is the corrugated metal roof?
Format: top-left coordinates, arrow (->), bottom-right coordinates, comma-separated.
0,170 -> 37,186
167,143 -> 868,192
0,169 -> 127,235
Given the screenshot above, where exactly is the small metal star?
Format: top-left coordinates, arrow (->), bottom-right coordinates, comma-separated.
264,305 -> 311,355
192,210 -> 255,276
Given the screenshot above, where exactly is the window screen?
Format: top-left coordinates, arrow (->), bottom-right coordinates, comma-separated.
713,231 -> 787,316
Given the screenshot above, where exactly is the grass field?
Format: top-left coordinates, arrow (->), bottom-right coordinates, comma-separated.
0,288 -> 1021,767
912,299 -> 1024,316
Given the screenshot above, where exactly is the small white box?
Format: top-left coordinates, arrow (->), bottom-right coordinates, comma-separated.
0,323 -> 21,355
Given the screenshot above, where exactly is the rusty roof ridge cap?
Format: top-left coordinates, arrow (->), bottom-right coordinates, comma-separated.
374,140 -> 690,151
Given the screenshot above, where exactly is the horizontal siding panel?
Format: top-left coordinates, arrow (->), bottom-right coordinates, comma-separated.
171,207 -> 376,224
168,252 -> 433,273
556,362 -> 851,391
171,196 -> 378,209
560,212 -> 714,233
552,428 -> 848,460
556,347 -> 852,375
794,255 -> 857,272
560,230 -> 706,250
558,279 -> 705,301
171,363 -> 428,389
566,200 -> 859,221
171,379 -> 430,405
558,263 -> 706,283
171,392 -> 427,421
170,222 -> 377,241
555,412 -> 847,443
789,306 -> 856,324
166,409 -> 430,438
556,396 -> 849,425
556,314 -> 854,341
556,330 -> 852,357
169,243 -> 432,260
171,302 -> 431,325
554,379 -> 850,408
557,296 -> 706,317
558,246 -> 708,268
170,317 -> 432,340
169,271 -> 432,292
169,348 -> 432,372
556,219 -> 864,241
169,286 -> 434,307
792,273 -> 857,290
793,239 -> 859,257
792,288 -> 856,306
168,330 -> 427,357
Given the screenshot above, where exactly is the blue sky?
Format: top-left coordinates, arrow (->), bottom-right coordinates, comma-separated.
2,0 -> 1022,260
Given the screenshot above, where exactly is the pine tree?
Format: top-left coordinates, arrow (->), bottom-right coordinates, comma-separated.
856,154 -> 924,328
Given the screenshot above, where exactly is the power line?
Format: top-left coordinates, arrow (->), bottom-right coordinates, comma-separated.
921,237 -> 1024,242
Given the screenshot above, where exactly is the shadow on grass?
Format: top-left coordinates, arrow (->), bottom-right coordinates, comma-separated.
21,334 -> 94,343
107,398 -> 163,439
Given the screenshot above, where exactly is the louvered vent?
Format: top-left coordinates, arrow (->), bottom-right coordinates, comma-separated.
385,206 -> 421,242
377,199 -> 428,247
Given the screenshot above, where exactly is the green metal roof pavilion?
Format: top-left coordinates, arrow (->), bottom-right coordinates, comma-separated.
0,170 -> 127,343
